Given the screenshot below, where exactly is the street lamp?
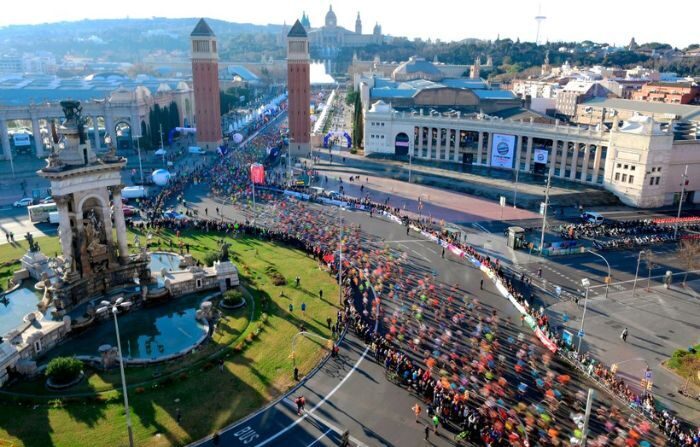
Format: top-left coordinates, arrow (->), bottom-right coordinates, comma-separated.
632,249 -> 646,296
577,278 -> 591,355
408,142 -> 413,184
585,249 -> 611,299
539,169 -> 553,255
674,165 -> 689,240
134,136 -> 144,184
97,297 -> 134,447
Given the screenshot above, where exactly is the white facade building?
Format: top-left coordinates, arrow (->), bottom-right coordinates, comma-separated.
363,101 -> 700,208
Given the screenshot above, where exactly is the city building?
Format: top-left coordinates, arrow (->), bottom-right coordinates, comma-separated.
307,6 -> 383,51
286,20 -> 311,155
555,81 -> 610,118
355,57 -> 521,116
362,100 -> 700,208
0,74 -> 194,159
350,56 -> 490,89
574,97 -> 700,141
190,18 -> 223,151
631,82 -> 700,104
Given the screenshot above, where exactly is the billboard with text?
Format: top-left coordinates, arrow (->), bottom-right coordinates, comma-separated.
490,134 -> 516,168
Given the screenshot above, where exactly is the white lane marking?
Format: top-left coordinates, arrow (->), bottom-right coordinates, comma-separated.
472,222 -> 491,234
254,346 -> 370,447
307,428 -> 333,447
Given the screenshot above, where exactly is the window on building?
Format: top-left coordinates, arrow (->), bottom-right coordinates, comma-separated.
615,172 -> 620,181
624,164 -> 628,169
617,163 -> 621,168
622,174 -> 627,182
651,167 -> 656,172
629,175 -> 634,184
657,167 -> 662,172
650,177 -> 655,185
630,166 -> 635,171
655,177 -> 661,185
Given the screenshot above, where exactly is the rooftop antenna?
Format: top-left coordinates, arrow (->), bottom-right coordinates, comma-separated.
535,4 -> 546,46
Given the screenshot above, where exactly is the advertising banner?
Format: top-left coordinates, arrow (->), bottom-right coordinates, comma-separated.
13,133 -> 31,147
250,163 -> 265,184
490,134 -> 516,168
534,148 -> 548,165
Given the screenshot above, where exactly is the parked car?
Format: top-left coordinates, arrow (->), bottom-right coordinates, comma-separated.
40,196 -> 53,204
580,211 -> 605,225
13,198 -> 33,208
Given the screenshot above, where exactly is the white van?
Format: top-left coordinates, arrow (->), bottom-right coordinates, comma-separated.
581,211 -> 605,225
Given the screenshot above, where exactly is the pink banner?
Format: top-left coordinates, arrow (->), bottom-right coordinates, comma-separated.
535,328 -> 558,353
250,163 -> 265,184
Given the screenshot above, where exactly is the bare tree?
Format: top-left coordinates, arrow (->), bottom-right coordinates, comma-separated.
678,239 -> 700,286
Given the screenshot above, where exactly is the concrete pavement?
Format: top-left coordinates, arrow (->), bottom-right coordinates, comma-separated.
547,282 -> 700,424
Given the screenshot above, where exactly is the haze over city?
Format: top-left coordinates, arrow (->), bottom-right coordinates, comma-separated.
1,0 -> 697,47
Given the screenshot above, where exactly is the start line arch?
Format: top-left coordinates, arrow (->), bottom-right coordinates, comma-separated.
323,131 -> 352,148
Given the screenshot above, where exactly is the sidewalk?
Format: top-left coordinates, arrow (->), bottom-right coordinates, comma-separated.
311,146 -> 619,211
546,281 -> 700,424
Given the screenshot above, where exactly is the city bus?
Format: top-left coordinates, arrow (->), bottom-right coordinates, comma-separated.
28,203 -> 57,223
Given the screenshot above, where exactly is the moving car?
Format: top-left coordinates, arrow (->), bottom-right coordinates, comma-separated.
13,198 -> 33,208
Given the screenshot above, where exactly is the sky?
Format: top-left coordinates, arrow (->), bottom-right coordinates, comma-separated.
0,0 -> 696,48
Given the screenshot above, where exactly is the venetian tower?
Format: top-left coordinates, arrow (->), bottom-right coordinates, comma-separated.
287,20 -> 311,155
191,18 -> 223,151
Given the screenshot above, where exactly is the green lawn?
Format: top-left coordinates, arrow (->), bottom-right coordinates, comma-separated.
667,343 -> 700,387
0,229 -> 339,447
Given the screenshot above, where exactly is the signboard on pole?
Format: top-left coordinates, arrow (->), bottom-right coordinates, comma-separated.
490,134 -> 516,168
562,330 -> 573,346
250,163 -> 265,184
534,148 -> 548,165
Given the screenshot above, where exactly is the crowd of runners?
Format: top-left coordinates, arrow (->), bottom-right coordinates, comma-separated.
126,111 -> 699,446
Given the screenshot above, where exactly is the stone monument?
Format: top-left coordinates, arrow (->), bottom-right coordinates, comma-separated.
37,100 -> 150,314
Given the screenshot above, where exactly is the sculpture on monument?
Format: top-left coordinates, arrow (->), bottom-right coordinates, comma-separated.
219,240 -> 231,262
25,232 -> 39,253
36,99 -> 150,314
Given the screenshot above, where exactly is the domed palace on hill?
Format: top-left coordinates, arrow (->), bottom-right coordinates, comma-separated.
280,6 -> 384,72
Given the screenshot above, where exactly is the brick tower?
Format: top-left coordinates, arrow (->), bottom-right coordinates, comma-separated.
191,18 -> 222,151
286,20 -> 310,155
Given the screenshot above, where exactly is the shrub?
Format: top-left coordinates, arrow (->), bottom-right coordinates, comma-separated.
203,251 -> 219,267
223,289 -> 245,306
179,372 -> 189,381
45,357 -> 82,384
265,266 -> 286,286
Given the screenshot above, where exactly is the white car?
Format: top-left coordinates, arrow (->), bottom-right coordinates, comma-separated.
13,198 -> 33,207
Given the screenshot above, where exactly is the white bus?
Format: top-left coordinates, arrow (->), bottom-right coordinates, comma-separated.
28,203 -> 57,223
